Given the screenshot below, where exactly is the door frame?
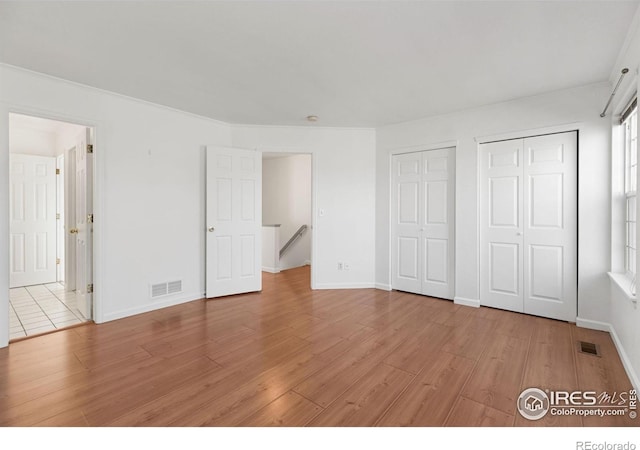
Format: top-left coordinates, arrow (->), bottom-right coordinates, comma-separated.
387,140 -> 458,294
3,106 -> 103,336
256,146 -> 317,289
475,122 -> 582,319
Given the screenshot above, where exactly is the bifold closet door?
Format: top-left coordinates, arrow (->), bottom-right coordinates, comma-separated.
479,132 -> 577,321
391,148 -> 455,300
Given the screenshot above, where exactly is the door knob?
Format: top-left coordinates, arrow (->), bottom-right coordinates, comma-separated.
69,228 -> 79,234
208,226 -> 215,232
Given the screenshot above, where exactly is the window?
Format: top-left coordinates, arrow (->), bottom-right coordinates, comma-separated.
623,100 -> 638,278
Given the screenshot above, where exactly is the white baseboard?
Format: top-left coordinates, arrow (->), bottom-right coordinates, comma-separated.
314,282 -> 376,290
262,266 -> 280,274
576,317 -> 610,332
454,296 -> 480,308
577,317 -> 639,391
375,283 -> 392,291
608,324 -> 640,391
102,292 -> 204,323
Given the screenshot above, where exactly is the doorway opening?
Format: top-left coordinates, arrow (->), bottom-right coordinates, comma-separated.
8,113 -> 94,340
261,152 -> 313,287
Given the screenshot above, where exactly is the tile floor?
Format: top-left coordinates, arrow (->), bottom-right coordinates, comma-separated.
9,283 -> 88,340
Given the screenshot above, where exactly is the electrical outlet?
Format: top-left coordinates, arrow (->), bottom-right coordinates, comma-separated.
337,262 -> 343,270
344,263 -> 350,270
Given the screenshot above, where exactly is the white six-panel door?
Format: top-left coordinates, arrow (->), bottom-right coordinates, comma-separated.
480,132 -> 577,321
9,154 -> 57,288
206,146 -> 262,298
391,148 -> 455,299
75,128 -> 93,320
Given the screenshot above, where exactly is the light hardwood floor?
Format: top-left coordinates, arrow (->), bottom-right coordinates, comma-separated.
0,266 -> 635,426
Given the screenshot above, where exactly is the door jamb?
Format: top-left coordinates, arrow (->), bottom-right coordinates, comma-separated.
256,146 -> 316,289
475,122 -> 583,317
4,106 -> 103,329
387,141 -> 458,293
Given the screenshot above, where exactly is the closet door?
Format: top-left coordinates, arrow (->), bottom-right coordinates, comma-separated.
479,132 -> 577,321
391,152 -> 423,295
479,139 -> 525,313
523,133 -> 577,321
391,148 -> 455,299
421,149 -> 455,299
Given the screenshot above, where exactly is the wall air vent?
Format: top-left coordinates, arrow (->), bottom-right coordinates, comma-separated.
150,280 -> 182,299
167,280 -> 182,295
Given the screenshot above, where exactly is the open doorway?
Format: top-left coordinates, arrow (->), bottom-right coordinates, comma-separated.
8,113 -> 94,340
261,152 -> 312,286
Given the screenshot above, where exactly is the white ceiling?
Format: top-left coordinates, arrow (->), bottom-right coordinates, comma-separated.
1,1 -> 638,127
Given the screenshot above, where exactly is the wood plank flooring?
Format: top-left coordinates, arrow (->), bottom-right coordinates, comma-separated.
0,266 -> 635,426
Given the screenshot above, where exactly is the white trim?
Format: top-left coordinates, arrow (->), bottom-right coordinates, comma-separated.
375,283 -> 392,291
314,282 -> 376,290
102,292 -> 204,323
256,146 -> 317,290
454,296 -> 481,308
609,323 -> 640,391
475,122 -> 582,144
1,106 -> 104,334
231,123 -> 374,132
577,317 -> 640,391
576,317 -> 610,332
608,272 -> 637,303
1,63 -> 231,127
262,267 -> 280,274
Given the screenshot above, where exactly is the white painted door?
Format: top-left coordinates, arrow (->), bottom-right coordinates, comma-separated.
206,146 -> 262,298
391,148 -> 455,299
391,152 -> 422,294
56,154 -> 65,283
523,133 -> 577,320
421,149 -> 455,299
480,132 -> 577,321
479,139 -> 524,312
9,154 -> 57,288
65,147 -> 76,292
75,128 -> 93,320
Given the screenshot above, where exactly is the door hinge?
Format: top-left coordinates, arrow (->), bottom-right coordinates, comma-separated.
56,258 -> 60,265
56,168 -> 60,175
87,144 -> 94,154
56,213 -> 60,220
87,284 -> 94,294
87,214 -> 94,224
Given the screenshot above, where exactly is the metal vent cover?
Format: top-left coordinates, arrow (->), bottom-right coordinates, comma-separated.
151,280 -> 183,298
151,283 -> 168,298
578,341 -> 600,357
167,280 -> 182,295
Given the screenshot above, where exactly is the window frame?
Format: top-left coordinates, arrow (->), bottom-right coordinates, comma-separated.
623,103 -> 638,280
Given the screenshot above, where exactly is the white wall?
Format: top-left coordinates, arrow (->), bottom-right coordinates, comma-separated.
233,125 -> 377,289
263,154 -> 312,270
608,10 -> 640,389
377,82 -> 612,324
0,64 -> 232,346
9,126 -> 57,157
